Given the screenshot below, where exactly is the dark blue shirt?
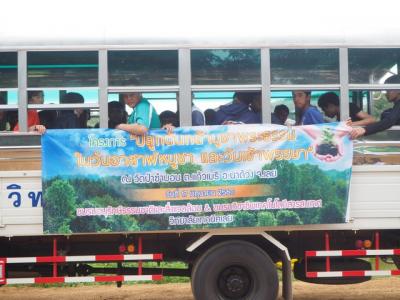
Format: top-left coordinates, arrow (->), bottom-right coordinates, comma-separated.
301,106 -> 324,125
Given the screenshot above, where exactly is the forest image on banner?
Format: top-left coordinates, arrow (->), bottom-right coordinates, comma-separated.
41,123 -> 353,234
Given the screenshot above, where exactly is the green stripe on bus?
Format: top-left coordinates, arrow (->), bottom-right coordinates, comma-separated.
28,64 -> 98,69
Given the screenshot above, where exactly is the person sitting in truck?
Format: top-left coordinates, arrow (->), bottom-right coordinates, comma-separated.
13,90 -> 46,133
214,92 -> 261,125
0,94 -> 8,131
293,90 -> 324,125
350,74 -> 400,139
107,101 -> 148,135
250,93 -> 289,125
55,92 -> 89,129
108,101 -> 172,134
318,92 -> 375,126
121,92 -> 161,129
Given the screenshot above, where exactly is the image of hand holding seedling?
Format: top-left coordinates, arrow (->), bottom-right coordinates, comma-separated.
300,124 -> 351,162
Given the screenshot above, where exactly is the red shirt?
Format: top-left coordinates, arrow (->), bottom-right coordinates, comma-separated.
13,110 -> 40,131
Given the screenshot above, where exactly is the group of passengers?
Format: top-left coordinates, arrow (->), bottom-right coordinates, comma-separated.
1,74 -> 400,138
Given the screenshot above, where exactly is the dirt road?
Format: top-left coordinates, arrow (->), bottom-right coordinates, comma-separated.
1,278 -> 399,299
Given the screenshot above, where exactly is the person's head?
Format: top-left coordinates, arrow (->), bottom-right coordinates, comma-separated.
384,75 -> 400,102
274,104 -> 289,124
61,92 -> 84,104
108,101 -> 127,125
317,92 -> 340,118
204,108 -> 217,125
28,90 -> 44,104
122,92 -> 142,108
233,92 -> 256,106
292,90 -> 311,110
159,110 -> 178,127
250,93 -> 262,113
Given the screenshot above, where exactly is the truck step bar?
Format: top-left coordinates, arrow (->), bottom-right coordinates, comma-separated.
307,270 -> 400,278
0,237 -> 163,285
305,232 -> 400,278
0,253 -> 164,285
2,274 -> 163,285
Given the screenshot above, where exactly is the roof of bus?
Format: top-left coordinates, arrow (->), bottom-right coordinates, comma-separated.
2,0 -> 400,49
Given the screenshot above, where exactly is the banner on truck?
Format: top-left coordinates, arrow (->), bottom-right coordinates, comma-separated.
42,123 -> 353,234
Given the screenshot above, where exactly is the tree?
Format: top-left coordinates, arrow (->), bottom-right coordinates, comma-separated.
319,202 -> 344,224
165,163 -> 203,187
69,199 -> 108,233
232,211 -> 257,227
276,210 -> 302,226
257,212 -> 277,226
43,180 -> 76,233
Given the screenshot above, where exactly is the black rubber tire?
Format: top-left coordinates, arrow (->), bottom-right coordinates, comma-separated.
191,240 -> 278,300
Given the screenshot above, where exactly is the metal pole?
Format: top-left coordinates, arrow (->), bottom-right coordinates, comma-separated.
281,251 -> 293,300
17,51 -> 27,131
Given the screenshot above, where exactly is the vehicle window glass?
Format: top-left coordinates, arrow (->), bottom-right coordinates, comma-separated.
28,51 -> 98,87
270,49 -> 339,84
191,49 -> 261,85
349,48 -> 400,84
108,50 -> 178,86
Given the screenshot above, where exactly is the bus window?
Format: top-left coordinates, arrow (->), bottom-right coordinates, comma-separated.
0,52 -> 18,131
270,49 -> 339,84
192,91 -> 233,125
27,51 -> 98,87
0,52 -> 17,88
193,91 -> 262,125
25,89 -> 99,129
191,49 -> 260,85
108,50 -> 178,86
349,48 -> 400,84
108,92 -> 178,129
271,91 -> 337,125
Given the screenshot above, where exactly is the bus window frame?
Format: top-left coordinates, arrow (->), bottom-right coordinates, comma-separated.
0,46 -> 399,133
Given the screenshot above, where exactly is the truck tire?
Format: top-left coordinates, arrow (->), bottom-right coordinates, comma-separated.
191,240 -> 278,300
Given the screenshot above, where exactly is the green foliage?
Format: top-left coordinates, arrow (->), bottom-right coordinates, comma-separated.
232,211 -> 257,227
276,210 -> 302,225
43,180 -> 76,233
321,128 -> 335,145
372,93 -> 393,119
319,202 -> 344,223
165,163 -> 203,187
257,212 -> 277,226
166,162 -> 202,175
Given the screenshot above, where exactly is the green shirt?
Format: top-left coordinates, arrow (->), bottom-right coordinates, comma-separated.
127,98 -> 161,129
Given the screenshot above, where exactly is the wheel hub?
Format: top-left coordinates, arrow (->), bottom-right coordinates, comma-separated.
218,266 -> 251,299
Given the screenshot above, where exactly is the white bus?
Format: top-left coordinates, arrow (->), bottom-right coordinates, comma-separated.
1,1 -> 400,299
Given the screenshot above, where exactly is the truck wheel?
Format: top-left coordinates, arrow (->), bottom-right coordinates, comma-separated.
191,240 -> 278,300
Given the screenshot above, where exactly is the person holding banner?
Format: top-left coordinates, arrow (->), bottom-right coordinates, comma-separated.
108,101 -> 148,135
122,92 -> 161,129
350,74 -> 400,139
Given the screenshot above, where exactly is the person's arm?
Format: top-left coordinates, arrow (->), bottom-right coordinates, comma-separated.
351,111 -> 376,126
364,101 -> 400,135
115,123 -> 148,135
350,101 -> 400,139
